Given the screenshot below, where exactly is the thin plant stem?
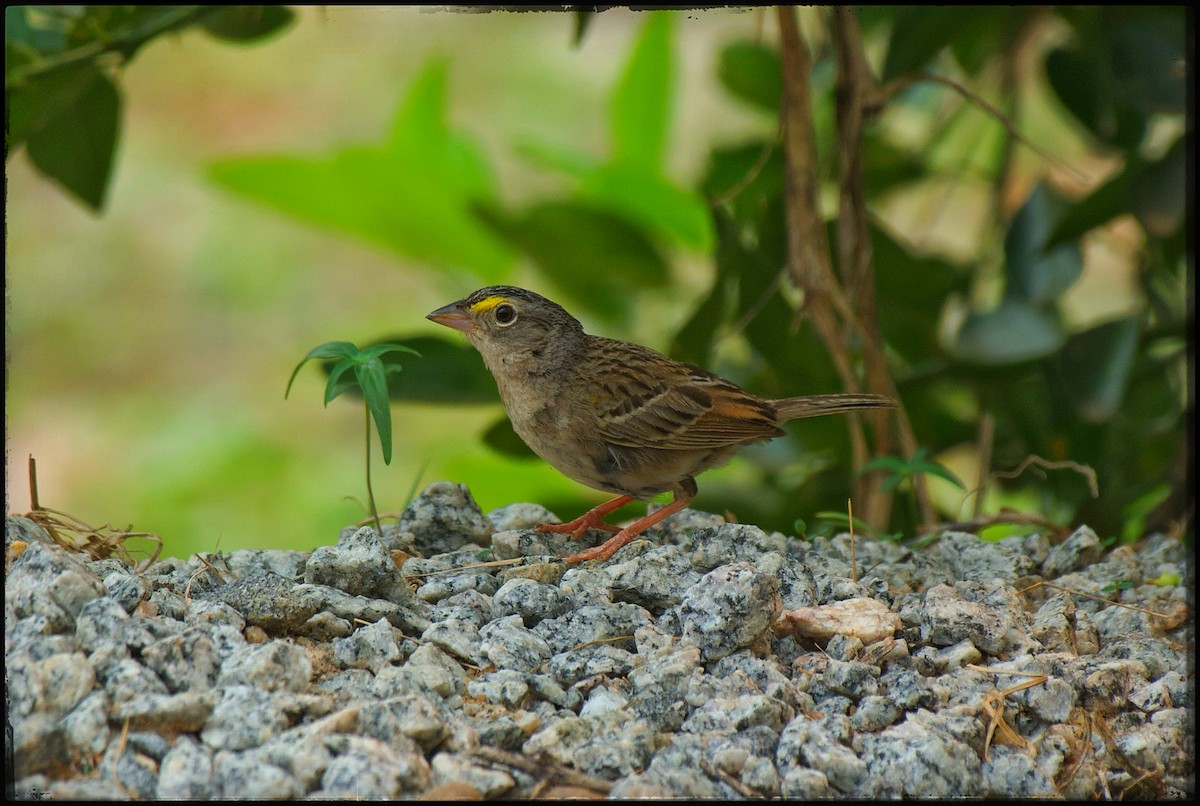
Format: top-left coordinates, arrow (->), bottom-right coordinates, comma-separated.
365,404 -> 382,535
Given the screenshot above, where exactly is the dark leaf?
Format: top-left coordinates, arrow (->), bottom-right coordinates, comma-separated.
373,335 -> 498,405
701,140 -> 784,225
481,414 -> 537,460
1045,160 -> 1137,249
717,41 -> 782,113
200,6 -> 295,43
1109,9 -> 1187,116
1130,137 -> 1185,237
1044,46 -> 1146,151
950,299 -> 1065,366
21,64 -> 120,210
871,222 -> 968,364
476,200 -> 669,320
881,7 -> 986,81
1049,316 -> 1141,423
1004,183 -> 1082,305
572,9 -> 594,47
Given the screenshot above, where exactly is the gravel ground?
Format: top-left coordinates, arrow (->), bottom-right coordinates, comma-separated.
6,481 -> 1194,799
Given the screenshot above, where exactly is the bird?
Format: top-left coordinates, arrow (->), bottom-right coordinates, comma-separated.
427,286 -> 894,563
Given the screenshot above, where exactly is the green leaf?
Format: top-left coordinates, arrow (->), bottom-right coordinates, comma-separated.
701,140 -> 784,225
359,342 -> 421,362
871,222 -> 969,364
1130,137 -> 1185,238
200,5 -> 295,43
1045,160 -> 1138,249
813,511 -> 878,537
208,60 -> 513,280
1004,184 -> 1082,305
572,9 -> 594,47
481,414 -> 537,460
356,358 -> 394,465
579,163 -> 714,251
1045,45 -> 1145,151
717,41 -> 782,113
368,335 -> 498,405
285,341 -> 359,398
881,7 -> 984,81
908,456 -> 966,490
476,199 -> 670,320
324,357 -> 360,406
1049,315 -> 1140,423
951,298 -> 1065,366
610,12 -> 674,170
668,241 -> 734,365
1109,10 -> 1187,116
17,64 -> 119,210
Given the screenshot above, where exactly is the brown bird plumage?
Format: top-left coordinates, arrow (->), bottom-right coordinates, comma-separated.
428,286 -> 894,563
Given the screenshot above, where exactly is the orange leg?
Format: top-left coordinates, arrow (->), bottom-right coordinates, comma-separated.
537,494 -> 634,540
564,493 -> 692,564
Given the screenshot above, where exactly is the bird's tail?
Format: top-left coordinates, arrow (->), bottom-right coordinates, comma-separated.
773,393 -> 895,422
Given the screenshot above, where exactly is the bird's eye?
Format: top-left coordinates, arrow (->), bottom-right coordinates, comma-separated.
494,303 -> 517,325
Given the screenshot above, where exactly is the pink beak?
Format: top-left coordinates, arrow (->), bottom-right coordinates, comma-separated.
427,301 -> 476,333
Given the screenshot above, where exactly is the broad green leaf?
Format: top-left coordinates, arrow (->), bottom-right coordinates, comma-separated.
950,299 -> 1065,366
476,200 -> 670,320
579,163 -> 713,250
1109,9 -> 1187,116
482,414 -> 537,459
200,5 -> 294,43
871,222 -> 969,365
356,358 -> 394,464
1004,184 -> 1082,305
701,141 -> 784,225
610,12 -> 674,170
908,457 -> 966,489
1049,315 -> 1140,423
668,213 -> 740,365
372,335 -> 498,404
1045,46 -> 1146,151
514,139 -> 599,181
947,8 -> 1025,74
209,60 -> 513,279
20,64 -> 119,210
881,7 -> 985,81
717,41 -> 782,113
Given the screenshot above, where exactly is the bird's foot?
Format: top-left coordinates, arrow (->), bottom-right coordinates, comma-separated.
563,494 -> 692,564
536,495 -> 634,540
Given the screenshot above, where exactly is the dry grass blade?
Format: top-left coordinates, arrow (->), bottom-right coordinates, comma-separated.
469,745 -> 613,795
22,455 -> 163,572
1016,581 -> 1172,621
966,664 -> 1048,760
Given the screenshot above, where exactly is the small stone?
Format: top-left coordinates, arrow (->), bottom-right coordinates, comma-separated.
399,482 -> 495,556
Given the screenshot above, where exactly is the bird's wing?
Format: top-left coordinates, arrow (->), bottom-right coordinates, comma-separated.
587,341 -> 784,450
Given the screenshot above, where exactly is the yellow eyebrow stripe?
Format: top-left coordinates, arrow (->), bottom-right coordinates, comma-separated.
469,296 -> 508,314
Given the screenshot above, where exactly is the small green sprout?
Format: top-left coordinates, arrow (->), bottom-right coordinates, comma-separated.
287,340 -> 420,535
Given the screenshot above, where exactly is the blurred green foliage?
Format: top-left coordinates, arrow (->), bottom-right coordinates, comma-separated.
6,5 -> 294,209
6,7 -> 1190,547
